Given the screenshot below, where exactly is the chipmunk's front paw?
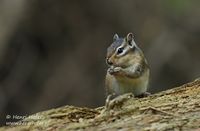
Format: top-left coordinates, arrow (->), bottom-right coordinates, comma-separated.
108,66 -> 122,75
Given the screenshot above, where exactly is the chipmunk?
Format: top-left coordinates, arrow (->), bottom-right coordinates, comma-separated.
105,33 -> 150,100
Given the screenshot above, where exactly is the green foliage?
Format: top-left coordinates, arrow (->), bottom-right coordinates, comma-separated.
163,0 -> 191,14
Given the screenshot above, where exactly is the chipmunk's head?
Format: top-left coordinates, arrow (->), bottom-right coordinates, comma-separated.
106,33 -> 143,68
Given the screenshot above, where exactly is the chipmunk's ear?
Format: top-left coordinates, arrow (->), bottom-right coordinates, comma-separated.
126,33 -> 134,47
126,33 -> 134,42
113,34 -> 119,41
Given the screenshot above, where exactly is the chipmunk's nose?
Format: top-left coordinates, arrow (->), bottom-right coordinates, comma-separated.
106,58 -> 113,65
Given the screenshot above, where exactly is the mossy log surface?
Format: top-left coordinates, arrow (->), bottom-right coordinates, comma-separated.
1,79 -> 200,131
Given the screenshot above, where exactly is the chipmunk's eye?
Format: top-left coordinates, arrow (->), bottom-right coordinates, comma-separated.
117,47 -> 124,54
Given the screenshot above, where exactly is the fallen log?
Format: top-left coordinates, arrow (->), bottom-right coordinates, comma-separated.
1,78 -> 200,130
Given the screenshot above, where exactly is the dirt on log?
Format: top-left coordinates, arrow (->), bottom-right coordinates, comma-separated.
1,78 -> 200,131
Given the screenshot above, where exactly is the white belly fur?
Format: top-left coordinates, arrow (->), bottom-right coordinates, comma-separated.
110,70 -> 149,96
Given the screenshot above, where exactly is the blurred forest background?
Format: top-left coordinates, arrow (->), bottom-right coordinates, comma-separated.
0,0 -> 200,125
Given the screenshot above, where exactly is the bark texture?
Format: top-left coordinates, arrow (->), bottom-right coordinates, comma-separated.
1,78 -> 200,131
